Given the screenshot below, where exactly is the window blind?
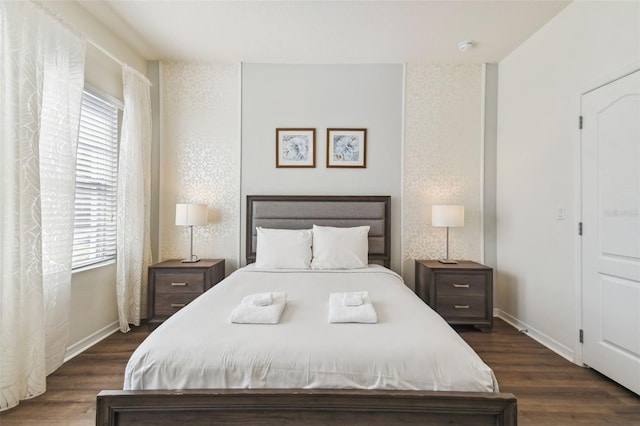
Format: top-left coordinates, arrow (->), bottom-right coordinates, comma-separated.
72,90 -> 120,270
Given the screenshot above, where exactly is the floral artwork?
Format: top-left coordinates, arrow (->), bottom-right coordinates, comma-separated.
276,128 -> 315,167
282,135 -> 309,161
327,128 -> 367,168
332,135 -> 359,161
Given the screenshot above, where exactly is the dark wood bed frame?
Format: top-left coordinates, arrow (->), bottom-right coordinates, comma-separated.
96,195 -> 517,425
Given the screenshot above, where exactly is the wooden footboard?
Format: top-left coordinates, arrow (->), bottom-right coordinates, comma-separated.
97,389 -> 517,425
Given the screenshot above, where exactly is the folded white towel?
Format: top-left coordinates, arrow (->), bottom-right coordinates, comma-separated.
329,292 -> 377,324
342,291 -> 366,306
242,292 -> 273,306
231,292 -> 286,324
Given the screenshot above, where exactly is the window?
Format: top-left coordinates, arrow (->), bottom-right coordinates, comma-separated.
71,89 -> 120,270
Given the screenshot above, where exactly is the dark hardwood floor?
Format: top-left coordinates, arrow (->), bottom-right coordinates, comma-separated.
458,321 -> 640,425
1,318 -> 638,425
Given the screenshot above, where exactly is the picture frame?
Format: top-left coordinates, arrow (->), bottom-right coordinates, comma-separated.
326,128 -> 367,168
276,128 -> 316,168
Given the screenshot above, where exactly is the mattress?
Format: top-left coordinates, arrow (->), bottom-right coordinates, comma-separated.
124,265 -> 498,392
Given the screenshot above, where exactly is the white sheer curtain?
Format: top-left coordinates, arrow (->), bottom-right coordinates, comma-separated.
0,1 -> 85,411
116,65 -> 153,333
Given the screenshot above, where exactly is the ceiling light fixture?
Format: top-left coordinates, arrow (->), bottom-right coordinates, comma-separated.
457,40 -> 474,52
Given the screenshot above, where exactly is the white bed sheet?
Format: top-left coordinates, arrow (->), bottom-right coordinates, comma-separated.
124,265 -> 498,392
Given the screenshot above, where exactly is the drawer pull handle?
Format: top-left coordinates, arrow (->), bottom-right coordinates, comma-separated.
453,283 -> 470,288
171,282 -> 188,287
454,304 -> 470,309
170,303 -> 186,308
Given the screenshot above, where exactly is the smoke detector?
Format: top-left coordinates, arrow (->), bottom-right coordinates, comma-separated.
457,41 -> 474,52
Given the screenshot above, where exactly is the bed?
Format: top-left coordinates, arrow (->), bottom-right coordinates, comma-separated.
97,195 -> 517,425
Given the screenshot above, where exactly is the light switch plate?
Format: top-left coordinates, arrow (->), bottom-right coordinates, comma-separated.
557,207 -> 566,220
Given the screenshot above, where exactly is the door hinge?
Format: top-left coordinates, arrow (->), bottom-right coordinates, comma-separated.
579,329 -> 584,343
579,116 -> 583,129
579,222 -> 583,236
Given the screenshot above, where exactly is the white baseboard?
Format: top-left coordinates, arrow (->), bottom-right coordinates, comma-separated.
494,308 -> 575,363
64,320 -> 120,362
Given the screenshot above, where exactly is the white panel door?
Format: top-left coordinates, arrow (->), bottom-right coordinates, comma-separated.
581,70 -> 640,395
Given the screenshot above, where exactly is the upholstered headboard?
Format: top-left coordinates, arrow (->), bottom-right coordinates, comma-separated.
246,195 -> 391,267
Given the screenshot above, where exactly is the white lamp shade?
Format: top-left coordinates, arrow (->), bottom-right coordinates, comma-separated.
175,203 -> 208,226
432,205 -> 464,227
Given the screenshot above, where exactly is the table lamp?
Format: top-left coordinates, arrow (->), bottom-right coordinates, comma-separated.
431,205 -> 464,264
175,203 -> 208,263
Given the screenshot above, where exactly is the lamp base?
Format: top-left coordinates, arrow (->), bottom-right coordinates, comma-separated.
438,259 -> 458,264
181,256 -> 201,263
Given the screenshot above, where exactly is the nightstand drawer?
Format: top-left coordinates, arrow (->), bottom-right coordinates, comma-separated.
154,293 -> 200,315
154,272 -> 204,294
436,274 -> 486,297
436,296 -> 486,319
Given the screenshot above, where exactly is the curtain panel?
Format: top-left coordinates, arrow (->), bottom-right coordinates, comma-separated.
0,0 -> 85,411
116,65 -> 153,333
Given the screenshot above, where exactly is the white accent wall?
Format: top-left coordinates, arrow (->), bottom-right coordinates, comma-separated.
159,62 -> 241,273
241,64 -> 404,273
402,64 -> 484,288
496,0 -> 640,360
157,63 -> 489,285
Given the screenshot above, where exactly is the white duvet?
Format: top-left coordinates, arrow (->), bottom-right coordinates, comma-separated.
124,265 -> 498,392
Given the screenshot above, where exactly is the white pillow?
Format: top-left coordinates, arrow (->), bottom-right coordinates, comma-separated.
255,227 -> 313,269
311,225 -> 370,270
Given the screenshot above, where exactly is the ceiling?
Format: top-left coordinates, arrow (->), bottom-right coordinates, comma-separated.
78,0 -> 571,64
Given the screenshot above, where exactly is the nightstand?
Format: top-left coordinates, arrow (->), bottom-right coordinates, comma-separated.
415,260 -> 493,332
147,259 -> 225,330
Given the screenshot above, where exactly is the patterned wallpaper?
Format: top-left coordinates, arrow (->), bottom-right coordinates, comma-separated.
157,62 -> 484,282
402,64 -> 483,287
159,62 -> 241,272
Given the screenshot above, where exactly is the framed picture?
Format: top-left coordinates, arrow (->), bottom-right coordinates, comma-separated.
326,128 -> 367,168
276,128 -> 316,168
